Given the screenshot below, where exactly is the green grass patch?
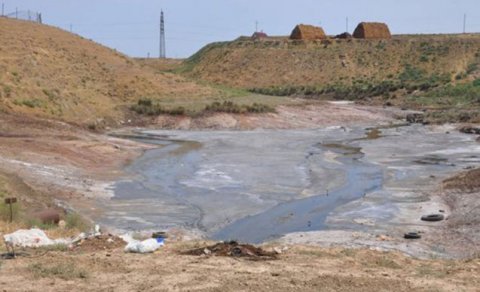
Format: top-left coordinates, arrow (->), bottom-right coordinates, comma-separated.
25,218 -> 57,230
28,262 -> 88,280
13,98 -> 43,108
131,98 -> 186,116
204,101 -> 275,114
65,213 -> 91,231
415,79 -> 480,107
0,201 -> 20,222
37,244 -> 69,252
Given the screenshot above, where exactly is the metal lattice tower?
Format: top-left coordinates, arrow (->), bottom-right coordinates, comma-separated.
159,10 -> 166,59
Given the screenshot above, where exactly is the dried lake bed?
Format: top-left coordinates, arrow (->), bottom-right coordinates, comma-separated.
94,124 -> 480,255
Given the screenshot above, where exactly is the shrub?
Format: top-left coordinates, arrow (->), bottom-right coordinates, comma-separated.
467,63 -> 478,74
13,99 -> 43,108
204,101 -> 275,114
419,55 -> 429,62
131,98 -> 186,116
65,213 -> 90,231
3,85 -> 12,97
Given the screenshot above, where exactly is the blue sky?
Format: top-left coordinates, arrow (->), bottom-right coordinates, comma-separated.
3,0 -> 480,58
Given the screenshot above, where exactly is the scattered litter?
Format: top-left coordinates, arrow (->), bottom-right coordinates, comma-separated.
183,241 -> 277,261
122,235 -> 164,253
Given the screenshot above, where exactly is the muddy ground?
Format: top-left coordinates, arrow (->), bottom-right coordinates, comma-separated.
0,104 -> 479,291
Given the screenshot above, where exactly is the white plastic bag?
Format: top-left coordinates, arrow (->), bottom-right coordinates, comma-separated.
3,228 -> 69,248
123,236 -> 164,253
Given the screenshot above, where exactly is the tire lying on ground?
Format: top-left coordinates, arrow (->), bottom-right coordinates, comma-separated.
421,214 -> 445,222
404,232 -> 421,239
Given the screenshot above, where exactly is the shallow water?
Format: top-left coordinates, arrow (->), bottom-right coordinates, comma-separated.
96,125 -> 480,243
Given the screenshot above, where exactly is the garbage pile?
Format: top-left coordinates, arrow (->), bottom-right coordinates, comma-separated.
184,241 -> 278,261
2,225 -> 166,256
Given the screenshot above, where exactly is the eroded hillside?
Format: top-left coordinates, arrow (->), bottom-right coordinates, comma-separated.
0,18 -> 218,126
180,35 -> 480,89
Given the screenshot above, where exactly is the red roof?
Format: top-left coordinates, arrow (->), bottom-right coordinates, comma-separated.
252,32 -> 268,39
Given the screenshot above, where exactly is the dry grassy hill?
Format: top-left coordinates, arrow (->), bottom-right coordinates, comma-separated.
179,34 -> 480,89
0,17 -> 219,126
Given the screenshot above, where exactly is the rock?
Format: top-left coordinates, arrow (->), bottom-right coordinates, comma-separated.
406,113 -> 425,124
203,248 -> 211,255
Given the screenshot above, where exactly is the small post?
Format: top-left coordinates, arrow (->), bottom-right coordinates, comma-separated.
4,197 -> 17,223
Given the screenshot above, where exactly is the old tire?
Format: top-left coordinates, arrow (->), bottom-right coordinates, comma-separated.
421,214 -> 445,222
404,232 -> 421,239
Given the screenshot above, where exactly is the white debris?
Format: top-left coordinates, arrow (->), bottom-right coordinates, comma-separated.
122,234 -> 164,253
3,228 -> 69,248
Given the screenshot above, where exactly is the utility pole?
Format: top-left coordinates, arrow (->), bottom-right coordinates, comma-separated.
346,17 -> 349,32
70,24 -> 73,33
463,13 -> 467,34
2,3 -> 4,17
255,20 -> 258,32
15,7 -> 17,19
159,10 -> 166,59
